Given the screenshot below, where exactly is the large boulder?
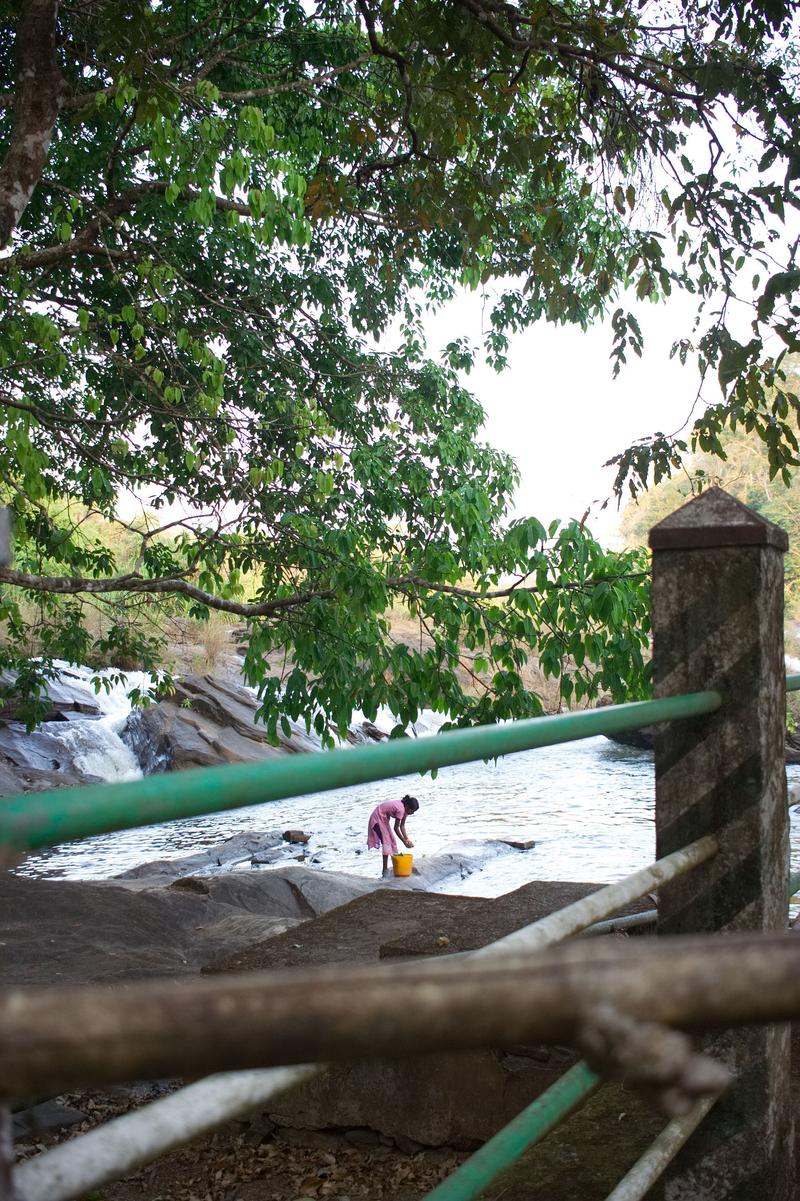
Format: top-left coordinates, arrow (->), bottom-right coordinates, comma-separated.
122,675 -> 286,772
268,1049 -> 578,1148
122,674 -> 389,772
0,724 -> 85,775
122,674 -> 320,771
0,738 -> 102,797
267,864 -> 378,916
0,667 -> 103,724
0,760 -> 98,797
0,668 -> 106,796
168,676 -> 320,753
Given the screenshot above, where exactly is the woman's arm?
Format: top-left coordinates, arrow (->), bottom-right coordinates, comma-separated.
394,816 -> 413,848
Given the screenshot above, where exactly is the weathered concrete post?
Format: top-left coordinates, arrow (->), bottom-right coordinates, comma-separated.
649,487 -> 793,1201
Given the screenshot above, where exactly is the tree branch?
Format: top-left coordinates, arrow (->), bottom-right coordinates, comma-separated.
217,54 -> 370,100
453,0 -> 702,104
0,565 -> 647,618
0,566 -> 338,616
0,0 -> 67,248
0,86 -> 114,114
0,181 -> 285,276
353,0 -> 421,180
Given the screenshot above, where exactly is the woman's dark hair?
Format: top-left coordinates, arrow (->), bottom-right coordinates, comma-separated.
402,795 -> 420,814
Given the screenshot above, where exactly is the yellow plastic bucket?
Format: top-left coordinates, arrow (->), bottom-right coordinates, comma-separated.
392,853 -> 413,878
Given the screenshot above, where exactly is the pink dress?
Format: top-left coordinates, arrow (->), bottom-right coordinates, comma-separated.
367,799 -> 405,854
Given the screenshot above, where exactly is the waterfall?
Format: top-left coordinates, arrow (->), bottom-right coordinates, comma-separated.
0,663 -> 151,786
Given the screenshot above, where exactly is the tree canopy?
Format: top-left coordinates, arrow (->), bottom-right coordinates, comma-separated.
621,356 -> 800,612
1,0 -> 799,733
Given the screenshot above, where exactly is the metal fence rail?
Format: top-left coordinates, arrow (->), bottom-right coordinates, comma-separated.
422,1062 -> 601,1201
474,837 -> 717,958
603,1092 -> 723,1201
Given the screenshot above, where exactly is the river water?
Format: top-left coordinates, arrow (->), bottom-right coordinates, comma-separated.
16,672 -> 800,909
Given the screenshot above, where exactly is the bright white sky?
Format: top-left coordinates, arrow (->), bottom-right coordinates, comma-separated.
418,105 -> 800,548
119,285 -> 727,545
423,286 -> 722,545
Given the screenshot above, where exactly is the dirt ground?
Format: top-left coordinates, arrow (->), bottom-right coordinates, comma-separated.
14,1080 -> 667,1201
15,1105 -> 470,1201
14,1033 -> 799,1201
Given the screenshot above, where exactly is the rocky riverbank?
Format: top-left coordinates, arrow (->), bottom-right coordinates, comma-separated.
1,834 -> 551,988
0,670 -> 392,797
1,851 -> 655,1151
5,665 -> 800,806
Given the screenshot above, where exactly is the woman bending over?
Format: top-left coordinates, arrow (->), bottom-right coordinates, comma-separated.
366,795 -> 420,877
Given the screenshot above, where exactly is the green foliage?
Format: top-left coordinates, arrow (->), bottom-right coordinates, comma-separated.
620,359 -> 800,613
3,0 -> 796,729
244,520 -> 651,745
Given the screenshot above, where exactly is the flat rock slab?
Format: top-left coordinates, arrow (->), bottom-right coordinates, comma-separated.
114,830 -> 292,882
206,879 -> 653,973
0,863 -> 386,988
1,868 -> 652,990
12,1099 -> 87,1137
0,868 -> 374,987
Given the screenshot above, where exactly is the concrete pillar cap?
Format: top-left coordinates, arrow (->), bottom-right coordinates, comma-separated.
648,486 -> 788,552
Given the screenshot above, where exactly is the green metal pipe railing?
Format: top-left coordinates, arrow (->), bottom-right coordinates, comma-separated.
603,1092 -> 723,1201
421,1062 -> 601,1201
786,674 -> 800,692
0,691 -> 721,853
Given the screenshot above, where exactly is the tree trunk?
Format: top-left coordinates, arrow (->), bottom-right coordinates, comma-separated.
0,0 -> 65,248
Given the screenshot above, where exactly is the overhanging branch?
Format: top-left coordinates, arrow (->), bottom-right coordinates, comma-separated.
0,567 -> 338,616
0,565 -> 646,617
0,181 -> 293,276
218,54 -> 370,100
